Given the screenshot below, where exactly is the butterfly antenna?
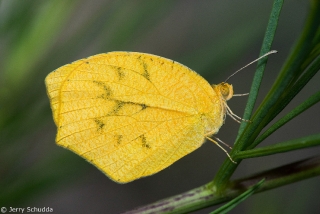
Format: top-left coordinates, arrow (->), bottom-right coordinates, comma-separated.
225,50 -> 278,82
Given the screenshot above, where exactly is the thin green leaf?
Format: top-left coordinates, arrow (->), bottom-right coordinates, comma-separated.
209,179 -> 265,214
236,0 -> 284,141
235,133 -> 320,159
252,90 -> 320,147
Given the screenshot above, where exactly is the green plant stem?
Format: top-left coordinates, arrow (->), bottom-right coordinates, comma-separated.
235,133 -> 320,159
124,156 -> 320,214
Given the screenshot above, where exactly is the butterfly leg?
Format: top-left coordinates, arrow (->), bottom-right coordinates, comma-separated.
206,136 -> 237,164
225,104 -> 251,123
213,136 -> 233,149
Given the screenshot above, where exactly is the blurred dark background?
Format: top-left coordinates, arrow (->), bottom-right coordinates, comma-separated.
0,0 -> 319,213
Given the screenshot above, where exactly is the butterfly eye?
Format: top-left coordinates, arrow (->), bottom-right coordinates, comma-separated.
219,83 -> 229,98
219,83 -> 233,101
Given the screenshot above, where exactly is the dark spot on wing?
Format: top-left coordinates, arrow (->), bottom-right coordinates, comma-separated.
108,100 -> 125,115
137,56 -> 150,81
94,118 -> 105,131
142,62 -> 150,81
107,101 -> 148,116
140,103 -> 147,110
93,81 -> 113,99
116,67 -> 125,80
140,134 -> 150,149
115,134 -> 123,145
106,65 -> 125,80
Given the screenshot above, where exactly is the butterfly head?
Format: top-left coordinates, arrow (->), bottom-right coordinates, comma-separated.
215,82 -> 233,101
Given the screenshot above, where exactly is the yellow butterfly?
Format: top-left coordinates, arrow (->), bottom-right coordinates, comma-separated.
45,51 -> 276,183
